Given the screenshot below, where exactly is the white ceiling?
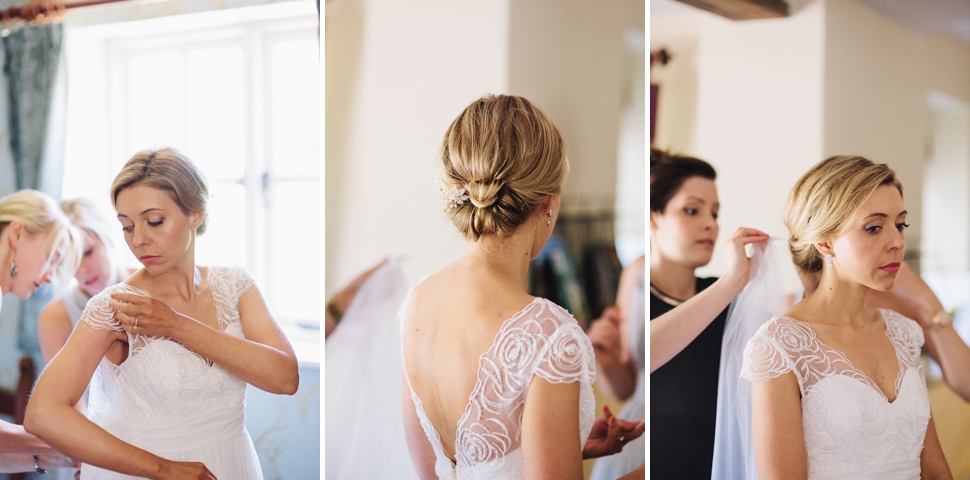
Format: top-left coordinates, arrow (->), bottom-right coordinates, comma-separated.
650,0 -> 970,46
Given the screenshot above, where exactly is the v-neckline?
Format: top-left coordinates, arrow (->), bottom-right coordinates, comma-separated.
781,310 -> 905,404
108,267 -> 221,368
404,297 -> 543,466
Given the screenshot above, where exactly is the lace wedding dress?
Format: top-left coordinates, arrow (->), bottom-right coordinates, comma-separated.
741,309 -> 930,479
402,297 -> 597,480
79,266 -> 263,479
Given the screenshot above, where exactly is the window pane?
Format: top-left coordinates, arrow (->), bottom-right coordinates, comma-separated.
186,46 -> 246,180
270,38 -> 320,178
196,182 -> 247,269
270,180 -> 320,324
127,51 -> 184,154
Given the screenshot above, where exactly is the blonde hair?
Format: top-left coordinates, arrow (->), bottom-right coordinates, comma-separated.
785,155 -> 903,274
0,190 -> 82,283
61,198 -> 118,251
437,95 -> 568,241
110,147 -> 210,235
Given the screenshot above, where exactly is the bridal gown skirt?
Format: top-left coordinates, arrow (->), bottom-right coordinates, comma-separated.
80,406 -> 263,479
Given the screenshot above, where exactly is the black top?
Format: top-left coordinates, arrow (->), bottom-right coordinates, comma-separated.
649,277 -> 729,480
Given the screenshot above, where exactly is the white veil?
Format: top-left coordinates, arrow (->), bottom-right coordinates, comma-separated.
711,238 -> 798,479
324,259 -> 419,479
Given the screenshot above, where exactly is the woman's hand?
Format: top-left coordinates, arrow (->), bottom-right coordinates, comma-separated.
721,227 -> 770,296
157,460 -> 216,480
587,307 -> 624,369
37,452 -> 78,469
110,292 -> 194,338
581,405 -> 645,459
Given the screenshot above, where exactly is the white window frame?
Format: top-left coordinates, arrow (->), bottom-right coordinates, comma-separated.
63,9 -> 320,346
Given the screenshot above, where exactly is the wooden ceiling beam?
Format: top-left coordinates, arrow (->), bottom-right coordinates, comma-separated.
675,0 -> 788,20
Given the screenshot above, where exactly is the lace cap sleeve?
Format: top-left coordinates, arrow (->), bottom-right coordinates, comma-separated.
740,317 -> 796,383
883,309 -> 924,365
208,265 -> 255,302
533,301 -> 596,385
80,286 -> 128,331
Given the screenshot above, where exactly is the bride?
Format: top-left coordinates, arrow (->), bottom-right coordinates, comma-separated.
401,95 -> 634,479
25,147 -> 299,479
741,155 -> 951,479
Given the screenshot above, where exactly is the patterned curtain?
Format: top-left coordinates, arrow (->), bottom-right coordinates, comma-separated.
0,23 -> 66,384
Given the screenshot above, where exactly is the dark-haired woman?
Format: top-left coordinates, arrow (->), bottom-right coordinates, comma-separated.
648,148 -> 768,479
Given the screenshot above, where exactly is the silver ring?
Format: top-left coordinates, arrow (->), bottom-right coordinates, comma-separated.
133,316 -> 138,329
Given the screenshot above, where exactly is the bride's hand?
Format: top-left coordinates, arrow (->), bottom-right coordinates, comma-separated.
157,460 -> 216,480
110,292 -> 195,339
721,227 -> 770,296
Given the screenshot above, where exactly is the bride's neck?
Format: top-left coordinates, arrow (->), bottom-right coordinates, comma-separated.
805,273 -> 871,326
466,234 -> 533,292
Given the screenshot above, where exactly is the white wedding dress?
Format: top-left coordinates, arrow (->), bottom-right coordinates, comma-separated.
402,297 -> 597,480
741,309 -> 930,479
78,266 -> 263,479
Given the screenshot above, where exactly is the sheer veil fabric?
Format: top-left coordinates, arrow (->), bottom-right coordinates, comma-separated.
712,238 -> 798,479
324,260 -> 418,479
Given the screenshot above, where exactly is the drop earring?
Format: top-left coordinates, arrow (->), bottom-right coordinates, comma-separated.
9,259 -> 16,278
824,253 -> 833,267
546,210 -> 552,227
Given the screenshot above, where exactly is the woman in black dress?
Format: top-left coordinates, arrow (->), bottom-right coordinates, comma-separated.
649,148 -> 768,479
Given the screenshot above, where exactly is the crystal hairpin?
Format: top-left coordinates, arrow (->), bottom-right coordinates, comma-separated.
436,179 -> 469,209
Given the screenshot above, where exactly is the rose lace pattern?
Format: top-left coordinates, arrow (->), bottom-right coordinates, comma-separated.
741,309 -> 929,478
403,298 -> 596,480
83,266 -> 254,427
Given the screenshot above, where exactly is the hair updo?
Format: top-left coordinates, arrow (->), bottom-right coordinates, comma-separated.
784,155 -> 902,274
437,95 -> 568,241
650,147 -> 717,213
110,147 -> 210,235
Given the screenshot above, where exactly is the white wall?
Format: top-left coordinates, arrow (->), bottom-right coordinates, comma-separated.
651,0 -> 970,278
822,0 -> 929,258
922,96 -> 970,272
325,0 -> 510,289
326,0 -> 644,288
652,2 -> 827,278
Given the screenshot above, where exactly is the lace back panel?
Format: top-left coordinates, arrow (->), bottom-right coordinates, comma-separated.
402,297 -> 596,479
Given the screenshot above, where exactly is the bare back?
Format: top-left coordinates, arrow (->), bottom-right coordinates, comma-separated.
402,263 -> 536,460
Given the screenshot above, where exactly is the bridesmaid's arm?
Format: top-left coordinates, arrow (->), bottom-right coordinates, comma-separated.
751,371 -> 808,480
0,421 -> 58,454
920,414 -> 953,479
24,322 -> 196,477
590,258 -> 641,400
520,378 -> 584,480
112,283 -> 299,395
650,227 -> 768,372
400,370 -> 438,480
38,299 -> 73,364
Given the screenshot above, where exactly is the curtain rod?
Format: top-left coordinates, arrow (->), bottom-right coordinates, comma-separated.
2,0 -> 131,24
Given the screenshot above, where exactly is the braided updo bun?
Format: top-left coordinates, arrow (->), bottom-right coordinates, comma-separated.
437,95 -> 567,241
784,155 -> 902,275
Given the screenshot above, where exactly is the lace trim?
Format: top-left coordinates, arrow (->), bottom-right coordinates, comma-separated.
402,295 -> 595,475
741,310 -> 924,401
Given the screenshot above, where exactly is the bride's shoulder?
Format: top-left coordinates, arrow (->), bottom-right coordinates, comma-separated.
751,314 -> 813,342
878,308 -> 923,338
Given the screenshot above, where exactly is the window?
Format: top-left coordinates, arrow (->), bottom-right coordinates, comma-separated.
62,5 -> 320,334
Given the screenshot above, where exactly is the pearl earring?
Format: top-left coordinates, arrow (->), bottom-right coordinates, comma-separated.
825,253 -> 833,267
546,211 -> 552,227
